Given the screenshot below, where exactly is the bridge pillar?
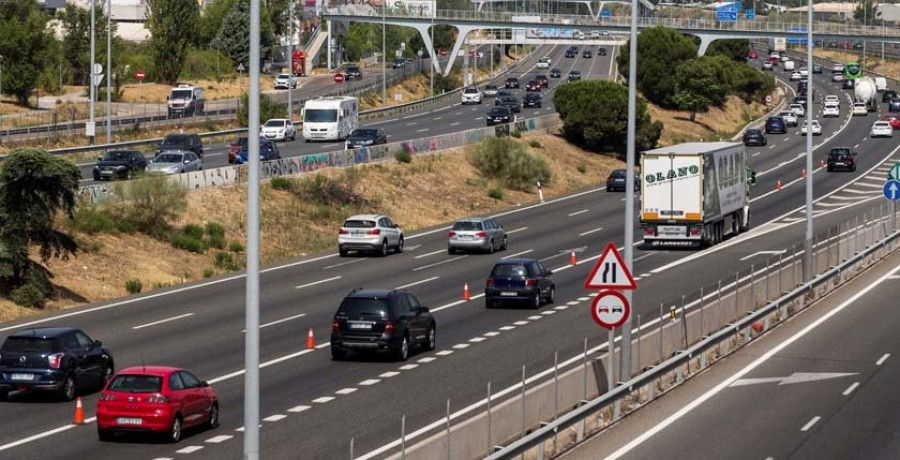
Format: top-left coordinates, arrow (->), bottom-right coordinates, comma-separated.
411,24 -> 443,74
444,25 -> 477,76
584,1 -> 596,19
697,36 -> 714,56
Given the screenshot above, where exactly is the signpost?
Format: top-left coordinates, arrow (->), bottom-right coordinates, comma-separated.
884,177 -> 900,232
135,69 -> 145,103
585,243 -> 637,392
333,73 -> 345,83
745,8 -> 755,20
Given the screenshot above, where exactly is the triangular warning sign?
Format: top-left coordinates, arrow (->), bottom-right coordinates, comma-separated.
584,243 -> 637,290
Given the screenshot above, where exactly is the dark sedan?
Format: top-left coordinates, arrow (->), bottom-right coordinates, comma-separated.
549,68 -> 562,78
535,75 -> 549,87
485,259 -> 555,309
92,150 -> 147,181
495,95 -> 521,113
486,106 -> 513,126
883,90 -> 898,103
765,116 -> 787,134
598,47 -> 607,56
889,98 -> 900,112
345,128 -> 387,149
567,70 -> 582,82
345,65 -> 362,80
525,80 -> 541,92
743,128 -> 768,146
582,50 -> 592,58
565,49 -> 576,58
523,92 -> 542,108
606,168 -> 638,192
842,79 -> 855,90
505,77 -> 520,89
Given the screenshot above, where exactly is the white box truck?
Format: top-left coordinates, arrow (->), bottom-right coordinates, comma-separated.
301,96 -> 359,141
640,142 -> 754,247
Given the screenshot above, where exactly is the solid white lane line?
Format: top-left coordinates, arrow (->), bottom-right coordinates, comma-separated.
579,227 -> 604,236
436,350 -> 454,356
876,353 -> 891,366
176,446 -> 204,454
132,313 -> 194,330
842,382 -> 860,396
312,397 -> 335,403
288,405 -> 311,413
335,388 -> 357,395
379,371 -> 400,378
414,249 -> 444,259
243,313 -> 307,332
568,209 -> 589,217
413,255 -> 468,271
801,416 -> 821,432
399,364 -> 419,370
295,276 -> 341,289
395,276 -> 439,290
264,414 -> 287,422
502,249 -> 534,259
507,226 -> 528,234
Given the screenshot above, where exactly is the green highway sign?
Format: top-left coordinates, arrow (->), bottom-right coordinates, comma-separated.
889,162 -> 900,181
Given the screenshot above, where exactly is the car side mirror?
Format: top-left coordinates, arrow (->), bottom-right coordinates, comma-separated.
750,171 -> 757,186
93,340 -> 103,348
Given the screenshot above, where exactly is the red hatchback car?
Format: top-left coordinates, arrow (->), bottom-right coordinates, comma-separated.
96,366 -> 218,442
883,115 -> 900,130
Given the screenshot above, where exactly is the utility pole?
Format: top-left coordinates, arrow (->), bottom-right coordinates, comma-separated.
106,0 -> 112,145
382,12 -> 386,108
287,0 -> 293,120
243,0 -> 261,458
620,0 -> 639,380
89,0 -> 96,145
803,0 -> 814,282
430,16 -> 434,97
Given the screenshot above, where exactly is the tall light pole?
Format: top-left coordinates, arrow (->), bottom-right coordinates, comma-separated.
106,0 -> 112,145
620,0 -> 639,380
382,12 -> 386,108
803,0 -> 814,281
0,54 -> 4,142
89,0 -> 96,145
287,0 -> 293,120
243,0 -> 261,458
430,17 -> 434,97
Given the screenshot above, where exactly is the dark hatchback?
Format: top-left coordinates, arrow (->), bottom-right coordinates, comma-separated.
330,289 -> 436,361
743,128 -> 768,146
345,65 -> 362,80
606,168 -> 639,192
565,49 -> 576,58
525,80 -> 541,92
523,92 -> 542,108
495,95 -> 521,113
486,106 -> 513,126
505,77 -> 520,89
889,98 -> 900,112
582,50 -> 592,58
567,71 -> 582,82
598,47 -> 607,56
842,79 -> 855,90
826,148 -> 857,172
157,133 -> 203,158
235,138 -> 281,164
535,74 -> 549,87
765,116 -> 787,134
0,327 -> 114,401
485,258 -> 555,309
883,90 -> 898,103
92,150 -> 147,181
550,68 -> 562,78
345,128 -> 388,149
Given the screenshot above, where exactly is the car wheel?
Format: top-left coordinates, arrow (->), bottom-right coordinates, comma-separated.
207,403 -> 219,429
339,246 -> 348,257
60,375 -> 76,402
331,346 -> 347,361
99,364 -> 114,390
547,286 -> 556,305
168,415 -> 183,443
395,237 -> 404,253
395,335 -> 409,361
487,239 -> 495,254
380,240 -> 389,257
425,325 -> 436,351
448,246 -> 456,255
531,292 -> 542,309
501,236 -> 508,250
98,428 -> 114,442
0,389 -> 7,401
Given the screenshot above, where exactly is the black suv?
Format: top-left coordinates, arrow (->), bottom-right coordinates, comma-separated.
598,47 -> 607,56
330,289 -> 436,361
883,90 -> 898,103
523,92 -> 542,108
505,77 -> 520,89
345,65 -> 362,80
742,128 -> 767,146
92,150 -> 148,181
484,258 -> 555,309
582,50 -> 592,58
157,133 -> 204,158
0,327 -> 113,401
826,147 -> 857,172
487,106 -> 513,126
495,95 -> 521,113
549,68 -> 562,78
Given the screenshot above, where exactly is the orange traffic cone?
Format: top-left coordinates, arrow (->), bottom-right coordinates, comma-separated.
570,251 -> 577,266
463,283 -> 470,301
776,180 -> 782,191
801,169 -> 806,179
306,327 -> 315,349
74,397 -> 85,425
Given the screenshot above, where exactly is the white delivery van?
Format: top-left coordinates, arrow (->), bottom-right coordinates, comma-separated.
301,96 -> 359,141
874,76 -> 888,92
783,60 -> 796,71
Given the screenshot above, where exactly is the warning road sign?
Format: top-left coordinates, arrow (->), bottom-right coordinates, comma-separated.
590,291 -> 630,329
584,243 -> 637,290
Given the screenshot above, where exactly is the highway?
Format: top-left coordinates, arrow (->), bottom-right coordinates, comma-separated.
2,45 -> 899,460
564,242 -> 900,460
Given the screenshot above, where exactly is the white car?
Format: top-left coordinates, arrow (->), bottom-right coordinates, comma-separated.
770,52 -> 780,60
852,102 -> 868,116
799,67 -> 809,77
260,118 -> 296,141
537,58 -> 551,69
781,55 -> 791,62
789,103 -> 805,118
824,95 -> 840,105
823,104 -> 840,117
832,73 -> 844,82
790,72 -> 803,81
779,111 -> 798,127
461,87 -> 482,105
273,73 -> 297,90
801,120 -> 822,136
871,121 -> 893,137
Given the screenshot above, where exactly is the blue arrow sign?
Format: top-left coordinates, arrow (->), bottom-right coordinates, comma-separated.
745,8 -> 755,19
884,180 -> 900,201
601,9 -> 612,17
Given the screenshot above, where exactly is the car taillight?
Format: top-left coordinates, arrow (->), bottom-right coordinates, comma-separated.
332,319 -> 340,332
486,279 -> 494,286
367,229 -> 381,235
146,394 -> 170,403
690,227 -> 702,236
448,231 -> 456,237
476,231 -> 487,237
99,393 -> 117,402
384,320 -> 395,334
644,227 -> 655,236
339,229 -> 349,235
525,279 -> 538,286
47,353 -> 64,369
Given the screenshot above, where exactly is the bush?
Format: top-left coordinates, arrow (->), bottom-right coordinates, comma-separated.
394,150 -> 412,164
298,172 -> 367,208
488,187 -> 504,200
9,283 -> 46,308
229,241 -> 244,253
169,230 -> 209,254
205,222 -> 226,239
510,130 -> 522,138
528,140 -> 542,148
125,279 -> 143,294
468,137 -> 552,191
180,49 -> 234,81
114,174 -> 187,238
238,93 -> 286,128
182,224 -> 204,240
71,207 -> 117,234
270,176 -> 294,191
577,163 -> 587,174
214,251 -> 234,270
202,267 -> 215,278
209,234 -> 227,250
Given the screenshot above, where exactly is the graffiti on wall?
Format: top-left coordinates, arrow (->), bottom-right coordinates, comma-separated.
171,166 -> 241,190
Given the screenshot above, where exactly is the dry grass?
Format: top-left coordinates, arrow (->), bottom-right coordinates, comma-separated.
649,95 -> 773,147
812,48 -> 900,79
360,73 -> 433,110
118,76 -> 277,103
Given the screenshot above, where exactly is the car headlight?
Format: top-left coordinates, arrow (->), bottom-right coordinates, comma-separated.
93,165 -> 100,170
166,165 -> 180,173
365,140 -> 374,145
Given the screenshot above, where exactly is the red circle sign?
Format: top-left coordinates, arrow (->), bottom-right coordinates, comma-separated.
135,69 -> 146,81
440,49 -> 448,56
765,95 -> 773,104
334,73 -> 345,83
590,290 -> 630,330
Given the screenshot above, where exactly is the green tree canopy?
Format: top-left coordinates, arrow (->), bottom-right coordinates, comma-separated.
0,148 -> 81,307
198,0 -> 238,47
854,0 -> 880,24
706,39 -> 751,62
673,58 -> 727,121
211,0 -> 275,69
57,4 -> 117,91
146,0 -> 200,84
617,27 -> 697,108
0,1 -> 55,106
553,80 -> 662,157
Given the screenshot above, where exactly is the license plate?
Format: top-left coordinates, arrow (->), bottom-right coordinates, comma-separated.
500,292 -> 517,297
116,417 -> 143,425
352,231 -> 365,237
459,235 -> 473,240
658,226 -> 684,235
11,373 -> 33,381
835,162 -> 845,166
349,323 -> 372,330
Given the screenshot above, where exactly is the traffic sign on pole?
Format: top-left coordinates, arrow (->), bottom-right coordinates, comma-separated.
888,162 -> 900,181
584,243 -> 637,290
135,69 -> 146,82
590,291 -> 630,329
334,73 -> 345,84
883,179 -> 900,201
745,8 -> 755,19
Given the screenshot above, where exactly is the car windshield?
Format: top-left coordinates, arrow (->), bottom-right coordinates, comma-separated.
102,151 -> 132,161
779,112 -> 792,117
161,135 -> 190,146
277,74 -> 290,79
485,85 -> 497,90
492,264 -> 528,277
610,170 -> 626,178
305,109 -> 338,123
489,108 -> 508,116
107,375 -> 163,393
746,130 -> 762,135
464,88 -> 479,94
768,117 -> 783,123
875,122 -> 890,127
154,153 -> 183,163
170,89 -> 192,99
1,337 -> 55,354
855,103 -> 866,107
832,148 -> 851,156
347,67 -> 360,72
343,219 -> 376,228
350,129 -> 378,138
452,221 -> 484,231
264,120 -> 286,127
339,298 -> 389,318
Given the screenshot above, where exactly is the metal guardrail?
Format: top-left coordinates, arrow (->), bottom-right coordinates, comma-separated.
487,218 -> 900,458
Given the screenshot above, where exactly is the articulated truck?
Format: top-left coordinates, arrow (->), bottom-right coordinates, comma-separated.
640,142 -> 754,248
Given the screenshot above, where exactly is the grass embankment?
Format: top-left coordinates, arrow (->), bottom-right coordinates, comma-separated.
810,48 -> 900,79
649,95 -> 774,146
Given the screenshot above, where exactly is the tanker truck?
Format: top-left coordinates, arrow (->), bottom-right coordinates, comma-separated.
855,76 -> 878,112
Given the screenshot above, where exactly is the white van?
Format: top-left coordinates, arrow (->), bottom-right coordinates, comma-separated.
783,60 -> 796,71
874,76 -> 888,92
302,96 -> 359,141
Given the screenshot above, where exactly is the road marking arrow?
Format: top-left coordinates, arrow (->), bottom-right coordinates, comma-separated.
730,372 -> 857,387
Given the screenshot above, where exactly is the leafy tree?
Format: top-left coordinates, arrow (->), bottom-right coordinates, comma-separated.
237,92 -> 285,127
268,0 -> 290,39
854,0 -> 880,24
0,149 -> 81,307
58,4 -> 117,93
198,0 -> 238,47
617,27 -> 697,108
553,80 -> 662,157
211,0 -> 274,69
0,1 -> 55,106
146,0 -> 200,85
706,39 -> 750,62
673,58 -> 727,121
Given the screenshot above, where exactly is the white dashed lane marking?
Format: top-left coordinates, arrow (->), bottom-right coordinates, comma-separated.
379,371 -> 400,378
288,405 -> 311,413
335,388 -> 357,395
263,414 -> 287,422
417,357 -> 436,363
312,396 -> 335,404
205,435 -> 233,444
359,379 -> 380,386
436,350 -> 454,356
399,364 -> 419,370
175,446 -> 204,454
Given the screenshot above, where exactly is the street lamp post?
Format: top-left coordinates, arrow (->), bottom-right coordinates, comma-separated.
106,0 -> 112,145
804,0 -> 814,282
287,0 -> 293,120
620,0 -> 639,381
382,12 -> 386,108
89,0 -> 96,145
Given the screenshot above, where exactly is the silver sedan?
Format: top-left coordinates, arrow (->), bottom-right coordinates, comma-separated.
146,150 -> 203,175
448,217 -> 507,254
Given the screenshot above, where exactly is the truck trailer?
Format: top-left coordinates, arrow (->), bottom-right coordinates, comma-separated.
640,142 -> 754,247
